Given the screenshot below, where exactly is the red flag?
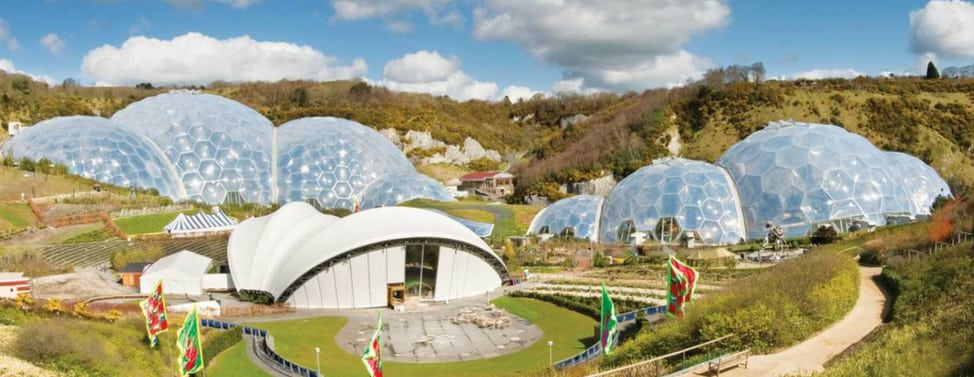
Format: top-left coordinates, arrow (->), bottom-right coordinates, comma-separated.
140,280 -> 169,347
667,256 -> 698,318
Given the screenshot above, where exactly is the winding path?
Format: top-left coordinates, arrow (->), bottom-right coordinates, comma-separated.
690,266 -> 886,377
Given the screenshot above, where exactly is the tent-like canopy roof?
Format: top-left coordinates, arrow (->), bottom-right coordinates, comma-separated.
228,202 -> 505,302
164,209 -> 237,233
143,250 -> 212,281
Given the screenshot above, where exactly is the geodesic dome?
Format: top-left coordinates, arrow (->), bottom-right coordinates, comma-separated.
883,152 -> 951,217
277,117 -> 415,210
1,116 -> 181,198
717,121 -> 913,239
600,158 -> 746,245
111,91 -> 275,204
528,195 -> 604,241
358,173 -> 454,210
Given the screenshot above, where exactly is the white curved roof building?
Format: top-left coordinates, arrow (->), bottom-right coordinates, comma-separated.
228,202 -> 508,309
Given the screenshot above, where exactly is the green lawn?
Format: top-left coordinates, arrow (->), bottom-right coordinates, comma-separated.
0,203 -> 33,231
214,297 -> 595,377
400,199 -> 543,241
208,342 -> 273,377
114,211 -> 191,235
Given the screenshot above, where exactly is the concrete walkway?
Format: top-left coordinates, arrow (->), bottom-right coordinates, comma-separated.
687,266 -> 886,377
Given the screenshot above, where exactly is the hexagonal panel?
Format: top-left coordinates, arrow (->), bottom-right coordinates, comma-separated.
529,195 -> 605,241
599,158 -> 746,244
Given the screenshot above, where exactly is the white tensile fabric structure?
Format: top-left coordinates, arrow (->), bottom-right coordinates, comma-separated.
228,202 -> 508,309
163,209 -> 237,236
140,250 -> 213,295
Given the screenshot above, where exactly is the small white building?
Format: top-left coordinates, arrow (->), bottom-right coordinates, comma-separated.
6,122 -> 23,136
140,250 -> 212,296
0,272 -> 30,299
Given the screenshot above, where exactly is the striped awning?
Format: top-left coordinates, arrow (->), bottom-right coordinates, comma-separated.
164,209 -> 237,233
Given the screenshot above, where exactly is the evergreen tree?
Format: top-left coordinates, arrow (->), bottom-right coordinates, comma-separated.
926,61 -> 941,79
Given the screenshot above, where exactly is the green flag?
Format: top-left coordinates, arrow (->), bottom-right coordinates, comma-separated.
600,283 -> 618,354
176,305 -> 204,376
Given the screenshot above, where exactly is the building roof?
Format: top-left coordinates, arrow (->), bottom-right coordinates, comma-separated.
460,171 -> 499,181
120,262 -> 152,274
164,209 -> 237,233
142,250 -> 212,281
0,272 -> 26,282
228,201 -> 505,301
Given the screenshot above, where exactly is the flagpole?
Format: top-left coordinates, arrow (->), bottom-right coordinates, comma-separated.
165,331 -> 179,377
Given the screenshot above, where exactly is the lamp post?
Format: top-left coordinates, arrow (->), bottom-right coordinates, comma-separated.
547,340 -> 554,367
314,346 -> 321,376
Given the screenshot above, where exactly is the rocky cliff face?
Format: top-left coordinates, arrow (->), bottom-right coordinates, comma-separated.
383,128 -> 502,166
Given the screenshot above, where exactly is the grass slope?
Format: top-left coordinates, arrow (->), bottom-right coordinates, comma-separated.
0,203 -> 33,231
207,342 -> 272,377
400,199 -> 542,242
221,297 -> 595,377
114,212 -> 189,235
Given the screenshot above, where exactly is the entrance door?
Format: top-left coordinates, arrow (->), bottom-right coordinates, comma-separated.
404,244 -> 439,300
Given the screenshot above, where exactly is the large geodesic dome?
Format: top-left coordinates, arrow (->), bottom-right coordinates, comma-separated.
111,92 -> 275,204
358,173 -> 454,210
717,121 -> 913,239
884,152 -> 951,217
277,117 -> 416,210
528,195 -> 604,241
1,116 -> 181,198
600,158 -> 746,245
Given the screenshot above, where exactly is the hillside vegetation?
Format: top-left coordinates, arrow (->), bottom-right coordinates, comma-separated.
3,69 -> 974,201
817,196 -> 974,376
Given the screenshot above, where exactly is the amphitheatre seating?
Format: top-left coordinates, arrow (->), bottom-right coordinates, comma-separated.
708,349 -> 750,376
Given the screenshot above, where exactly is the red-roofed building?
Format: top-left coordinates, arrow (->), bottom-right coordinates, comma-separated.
0,272 -> 30,299
460,171 -> 515,198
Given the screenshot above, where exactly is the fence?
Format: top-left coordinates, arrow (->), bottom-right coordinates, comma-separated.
553,305 -> 668,370
200,318 -> 320,377
582,334 -> 735,377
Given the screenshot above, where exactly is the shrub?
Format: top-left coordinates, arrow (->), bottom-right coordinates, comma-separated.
202,326 -> 243,363
601,249 -> 859,368
110,246 -> 165,272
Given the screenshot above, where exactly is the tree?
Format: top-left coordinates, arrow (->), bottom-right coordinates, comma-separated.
135,82 -> 155,90
751,62 -> 766,83
926,61 -> 941,79
61,78 -> 79,89
11,77 -> 31,95
290,87 -> 310,106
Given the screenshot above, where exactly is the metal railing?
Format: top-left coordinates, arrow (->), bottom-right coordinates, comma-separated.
583,334 -> 735,377
553,305 -> 668,370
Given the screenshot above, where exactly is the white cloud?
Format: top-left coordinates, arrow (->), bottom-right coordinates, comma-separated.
212,0 -> 260,8
791,68 -> 864,80
167,0 -> 260,10
0,18 -> 19,51
501,85 -> 540,102
382,50 -> 459,83
330,0 -> 461,31
331,0 -> 450,20
377,50 -> 501,101
910,0 -> 974,59
80,32 -> 367,86
0,59 -> 57,85
40,33 -> 65,54
473,0 -> 728,91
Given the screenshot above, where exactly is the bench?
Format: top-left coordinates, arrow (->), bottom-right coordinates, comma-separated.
708,349 -> 750,376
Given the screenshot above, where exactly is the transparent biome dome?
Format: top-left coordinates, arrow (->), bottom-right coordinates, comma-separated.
358,173 -> 454,210
1,116 -> 181,198
717,121 -> 912,239
884,152 -> 951,217
277,117 -> 415,210
528,195 -> 604,241
600,158 -> 746,245
111,92 -> 274,204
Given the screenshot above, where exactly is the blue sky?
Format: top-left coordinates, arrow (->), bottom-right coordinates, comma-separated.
0,0 -> 972,100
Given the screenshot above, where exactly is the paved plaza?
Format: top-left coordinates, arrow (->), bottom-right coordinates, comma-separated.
335,303 -> 542,363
